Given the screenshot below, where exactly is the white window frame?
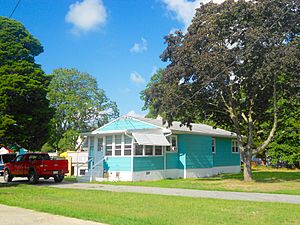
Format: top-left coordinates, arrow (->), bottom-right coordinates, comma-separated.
232,140 -> 239,153
124,135 -> 132,156
145,145 -> 154,156
105,135 -> 113,156
166,135 -> 178,153
97,137 -> 103,151
114,134 -> 122,156
212,138 -> 216,154
154,146 -> 163,156
134,143 -> 144,156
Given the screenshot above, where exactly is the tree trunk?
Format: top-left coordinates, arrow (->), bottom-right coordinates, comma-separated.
243,159 -> 253,182
243,150 -> 253,182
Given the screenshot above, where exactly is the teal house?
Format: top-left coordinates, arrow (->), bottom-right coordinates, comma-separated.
82,115 -> 240,181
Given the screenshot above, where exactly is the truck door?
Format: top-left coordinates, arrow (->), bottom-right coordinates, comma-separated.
22,154 -> 37,176
13,155 -> 25,175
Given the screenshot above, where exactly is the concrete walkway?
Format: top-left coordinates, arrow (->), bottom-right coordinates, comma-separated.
0,204 -> 107,225
49,182 -> 300,204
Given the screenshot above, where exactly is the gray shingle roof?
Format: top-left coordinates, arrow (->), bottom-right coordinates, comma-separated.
130,116 -> 236,138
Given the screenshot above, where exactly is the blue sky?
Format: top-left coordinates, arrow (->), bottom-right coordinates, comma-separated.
0,0 -> 218,116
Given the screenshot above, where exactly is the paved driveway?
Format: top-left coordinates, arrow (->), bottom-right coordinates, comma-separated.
0,204 -> 107,225
49,182 -> 300,204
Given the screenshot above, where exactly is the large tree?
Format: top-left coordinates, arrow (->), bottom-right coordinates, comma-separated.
143,0 -> 300,181
0,17 -> 53,150
140,68 -> 165,119
46,68 -> 119,152
265,98 -> 300,168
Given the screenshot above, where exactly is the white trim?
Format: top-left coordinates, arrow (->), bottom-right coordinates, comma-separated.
132,169 -> 181,181
231,140 -> 239,153
92,130 -> 128,135
212,137 -> 216,154
106,171 -> 132,181
171,131 -> 236,138
186,166 -> 241,178
165,135 -> 178,153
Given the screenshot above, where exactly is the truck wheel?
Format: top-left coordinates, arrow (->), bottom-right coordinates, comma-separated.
3,170 -> 13,182
54,174 -> 64,183
28,169 -> 39,184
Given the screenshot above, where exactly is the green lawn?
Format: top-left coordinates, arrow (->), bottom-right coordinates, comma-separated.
101,169 -> 300,195
0,185 -> 299,225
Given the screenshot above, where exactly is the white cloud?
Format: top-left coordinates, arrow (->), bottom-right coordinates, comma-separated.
65,0 -> 107,34
162,0 -> 225,31
130,72 -> 145,84
130,38 -> 148,53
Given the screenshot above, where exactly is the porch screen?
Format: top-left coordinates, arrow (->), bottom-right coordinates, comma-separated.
132,132 -> 170,146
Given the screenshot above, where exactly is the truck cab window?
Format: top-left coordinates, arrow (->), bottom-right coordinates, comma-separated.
15,155 -> 24,162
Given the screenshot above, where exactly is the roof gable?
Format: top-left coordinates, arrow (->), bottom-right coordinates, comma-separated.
93,117 -> 157,133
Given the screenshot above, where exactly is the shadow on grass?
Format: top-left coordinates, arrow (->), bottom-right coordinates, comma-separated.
194,171 -> 300,183
0,177 -> 78,188
0,183 -> 20,188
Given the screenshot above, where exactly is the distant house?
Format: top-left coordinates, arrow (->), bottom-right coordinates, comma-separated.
81,115 -> 240,181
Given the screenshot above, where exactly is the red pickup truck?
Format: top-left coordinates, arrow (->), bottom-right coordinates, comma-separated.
3,153 -> 68,184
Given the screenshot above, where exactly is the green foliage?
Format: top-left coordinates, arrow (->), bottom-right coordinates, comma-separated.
140,68 -> 164,118
266,98 -> 300,167
0,17 -> 53,150
46,68 -> 119,152
143,0 -> 299,180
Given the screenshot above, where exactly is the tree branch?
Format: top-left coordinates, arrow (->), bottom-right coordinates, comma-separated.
253,81 -> 278,154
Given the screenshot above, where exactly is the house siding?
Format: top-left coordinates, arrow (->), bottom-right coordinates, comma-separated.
133,157 -> 164,171
213,137 -> 240,167
166,153 -> 178,169
178,134 -> 213,169
104,157 -> 131,172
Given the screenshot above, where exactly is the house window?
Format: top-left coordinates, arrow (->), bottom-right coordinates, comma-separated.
135,144 -> 143,156
98,137 -> 103,151
232,140 -> 239,153
155,146 -> 163,156
89,136 -> 94,155
79,169 -> 86,175
145,145 -> 153,156
105,136 -> 113,156
115,135 -> 122,156
124,136 -> 132,156
166,135 -> 178,152
212,138 -> 216,154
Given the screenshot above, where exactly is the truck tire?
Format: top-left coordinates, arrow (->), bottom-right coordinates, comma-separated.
3,170 -> 13,182
54,174 -> 64,183
28,169 -> 39,184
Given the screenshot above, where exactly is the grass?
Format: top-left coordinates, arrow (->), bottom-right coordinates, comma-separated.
0,185 -> 299,225
101,168 -> 300,195
64,176 -> 78,182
